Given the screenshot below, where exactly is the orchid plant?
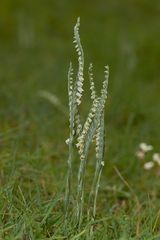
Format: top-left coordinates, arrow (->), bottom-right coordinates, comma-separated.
64,18 -> 109,228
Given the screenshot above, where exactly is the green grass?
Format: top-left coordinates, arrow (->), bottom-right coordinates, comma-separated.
0,0 -> 160,239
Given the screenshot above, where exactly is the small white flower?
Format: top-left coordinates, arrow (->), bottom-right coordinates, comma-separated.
77,87 -> 83,93
78,149 -> 83,155
88,117 -> 92,123
139,143 -> 153,152
92,107 -> 96,113
79,76 -> 84,82
76,92 -> 82,98
144,161 -> 154,170
101,161 -> 104,166
84,126 -> 89,132
84,122 -> 90,129
153,153 -> 160,166
69,91 -> 72,96
65,138 -> 70,145
76,99 -> 81,105
104,65 -> 109,70
89,113 -> 94,118
76,142 -> 81,148
77,82 -> 83,87
80,155 -> 85,160
135,150 -> 145,160
77,123 -> 82,130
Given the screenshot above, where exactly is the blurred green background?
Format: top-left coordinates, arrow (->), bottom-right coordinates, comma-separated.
0,0 -> 160,238
0,0 -> 160,222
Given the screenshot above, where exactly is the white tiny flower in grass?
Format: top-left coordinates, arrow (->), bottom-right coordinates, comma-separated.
153,153 -> 160,166
144,161 -> 154,170
135,150 -> 145,160
139,142 -> 153,153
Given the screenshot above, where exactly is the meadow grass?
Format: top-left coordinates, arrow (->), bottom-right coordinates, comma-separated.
0,0 -> 160,239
